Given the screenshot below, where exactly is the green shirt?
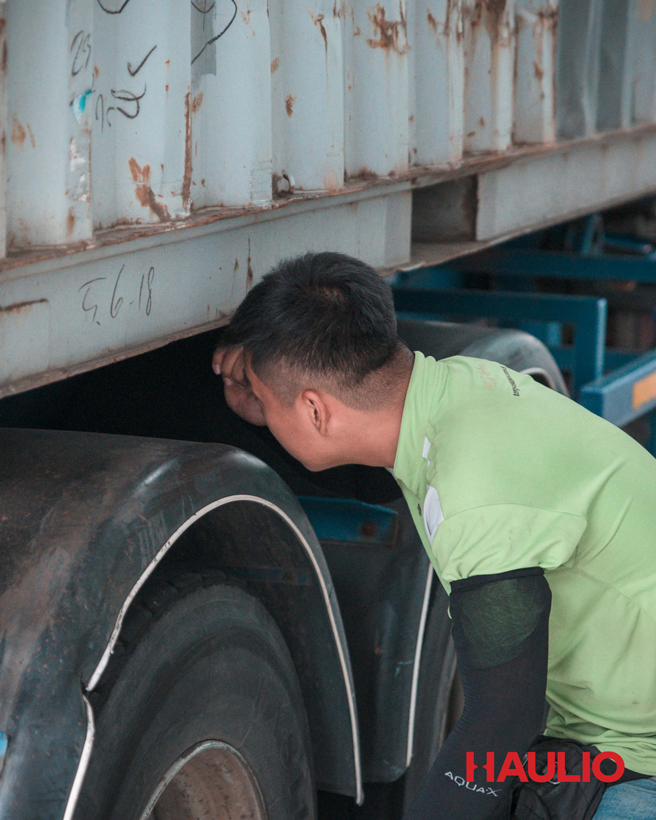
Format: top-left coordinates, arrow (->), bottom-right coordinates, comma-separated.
393,351 -> 656,775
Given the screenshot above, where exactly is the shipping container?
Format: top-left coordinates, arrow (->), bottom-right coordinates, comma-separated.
2,0 -> 656,395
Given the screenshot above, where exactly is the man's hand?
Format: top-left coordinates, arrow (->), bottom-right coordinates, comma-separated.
212,346 -> 267,426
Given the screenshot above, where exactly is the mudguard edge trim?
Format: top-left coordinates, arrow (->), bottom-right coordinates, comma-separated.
65,494 -> 363,819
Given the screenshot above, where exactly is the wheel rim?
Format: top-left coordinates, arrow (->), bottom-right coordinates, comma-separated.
140,740 -> 267,820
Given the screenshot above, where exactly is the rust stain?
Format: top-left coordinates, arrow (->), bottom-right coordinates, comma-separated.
241,9 -> 252,24
165,58 -> 170,67
311,12 -> 328,52
366,3 -> 408,55
165,83 -> 169,93
2,40 -> 7,73
346,166 -> 378,182
482,0 -> 512,47
66,207 -> 75,237
191,92 -> 204,113
231,258 -> 239,296
285,93 -> 295,117
26,124 -> 35,149
271,56 -> 280,74
336,1 -> 354,21
135,185 -> 170,222
11,117 -> 26,148
479,115 -> 485,127
533,60 -> 544,81
129,157 -> 151,183
246,238 -> 253,288
129,158 -> 170,222
0,298 -> 48,316
201,178 -> 206,186
94,64 -> 99,78
182,90 -> 192,214
427,10 -> 438,33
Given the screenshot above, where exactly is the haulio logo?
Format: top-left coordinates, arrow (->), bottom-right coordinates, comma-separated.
465,751 -> 625,784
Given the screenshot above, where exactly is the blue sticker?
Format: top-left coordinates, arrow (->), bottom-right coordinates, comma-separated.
71,89 -> 93,123
0,732 -> 8,774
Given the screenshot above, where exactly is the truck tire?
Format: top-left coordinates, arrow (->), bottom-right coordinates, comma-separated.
76,573 -> 315,820
397,318 -> 569,395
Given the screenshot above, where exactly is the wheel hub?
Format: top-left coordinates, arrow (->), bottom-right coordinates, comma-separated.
140,740 -> 267,820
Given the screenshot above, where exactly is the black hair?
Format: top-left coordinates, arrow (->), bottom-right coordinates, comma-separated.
220,252 -> 411,408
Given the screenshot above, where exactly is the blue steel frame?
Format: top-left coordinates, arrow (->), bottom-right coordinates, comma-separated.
578,350 -> 656,429
392,281 -> 607,395
298,497 -> 398,546
392,217 -> 656,454
449,248 -> 656,284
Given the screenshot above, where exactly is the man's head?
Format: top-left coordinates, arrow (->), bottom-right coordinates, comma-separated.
214,252 -> 413,471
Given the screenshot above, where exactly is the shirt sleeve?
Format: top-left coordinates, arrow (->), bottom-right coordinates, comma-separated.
431,504 -> 587,585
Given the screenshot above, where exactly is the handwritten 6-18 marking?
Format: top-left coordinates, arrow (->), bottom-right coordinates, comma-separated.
78,264 -> 155,325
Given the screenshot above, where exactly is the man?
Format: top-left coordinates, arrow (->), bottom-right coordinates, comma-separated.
212,252 -> 656,819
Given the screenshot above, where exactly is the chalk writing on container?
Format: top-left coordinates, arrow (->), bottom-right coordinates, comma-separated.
78,265 -> 156,325
128,45 -> 157,76
191,0 -> 237,65
70,31 -> 92,77
96,0 -> 133,14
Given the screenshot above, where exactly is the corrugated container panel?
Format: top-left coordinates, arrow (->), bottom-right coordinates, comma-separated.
342,0 -> 409,177
598,0 -> 637,131
630,0 -> 656,124
462,0 -> 515,152
190,0 -> 272,209
2,0 -> 656,251
93,0 -> 191,227
7,0 -> 94,245
269,0 -> 344,193
0,4 -> 6,259
556,0 -> 604,139
408,0 -> 464,166
514,1 -> 557,144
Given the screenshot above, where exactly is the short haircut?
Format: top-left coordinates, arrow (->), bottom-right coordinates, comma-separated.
219,252 -> 411,409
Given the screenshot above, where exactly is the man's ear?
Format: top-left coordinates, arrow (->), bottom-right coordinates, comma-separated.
301,389 -> 330,434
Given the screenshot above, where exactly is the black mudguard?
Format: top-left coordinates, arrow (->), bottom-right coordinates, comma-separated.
0,428 -> 361,819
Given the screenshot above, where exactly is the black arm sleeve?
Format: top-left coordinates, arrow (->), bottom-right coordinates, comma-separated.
403,567 -> 552,820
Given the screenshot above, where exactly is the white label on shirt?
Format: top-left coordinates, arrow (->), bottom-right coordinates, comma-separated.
423,485 -> 444,543
422,437 -> 432,459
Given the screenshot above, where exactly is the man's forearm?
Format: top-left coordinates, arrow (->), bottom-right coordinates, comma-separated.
404,568 -> 551,820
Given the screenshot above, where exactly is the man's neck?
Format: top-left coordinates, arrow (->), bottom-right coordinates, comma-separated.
339,361 -> 414,469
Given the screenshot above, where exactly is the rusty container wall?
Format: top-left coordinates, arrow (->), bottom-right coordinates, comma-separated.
2,0 -> 656,247
2,0 -> 656,396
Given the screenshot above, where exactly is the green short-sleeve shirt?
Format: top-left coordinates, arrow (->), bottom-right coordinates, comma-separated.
392,351 -> 656,775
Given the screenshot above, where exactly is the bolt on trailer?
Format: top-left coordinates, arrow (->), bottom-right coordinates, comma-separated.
1,1 -> 656,819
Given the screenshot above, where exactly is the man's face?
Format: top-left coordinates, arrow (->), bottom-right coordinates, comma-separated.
244,358 -> 340,472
